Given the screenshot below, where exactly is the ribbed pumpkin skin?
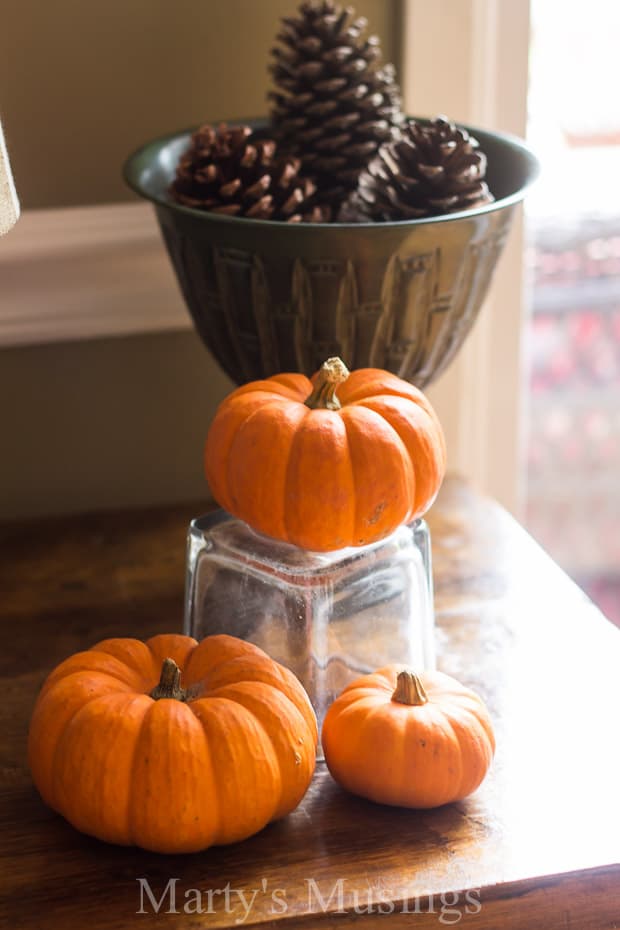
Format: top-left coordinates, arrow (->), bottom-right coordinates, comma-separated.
322,667 -> 495,808
204,368 -> 446,551
28,634 -> 317,853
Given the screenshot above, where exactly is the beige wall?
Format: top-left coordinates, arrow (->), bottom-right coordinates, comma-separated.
0,332 -> 234,519
1,0 -> 401,519
1,0 -> 401,209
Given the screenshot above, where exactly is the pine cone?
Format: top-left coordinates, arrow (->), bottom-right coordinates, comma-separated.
170,123 -> 330,223
353,116 -> 495,221
269,1 -> 404,210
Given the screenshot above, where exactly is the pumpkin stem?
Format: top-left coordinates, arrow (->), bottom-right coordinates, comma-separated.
392,670 -> 429,706
304,357 -> 350,411
150,658 -> 188,702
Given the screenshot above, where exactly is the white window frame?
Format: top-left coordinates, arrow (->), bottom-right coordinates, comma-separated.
403,0 -> 531,515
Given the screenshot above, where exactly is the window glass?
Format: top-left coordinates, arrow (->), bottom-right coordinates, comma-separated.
525,0 -> 620,625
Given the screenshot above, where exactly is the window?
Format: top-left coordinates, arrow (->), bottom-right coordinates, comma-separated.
525,0 -> 620,624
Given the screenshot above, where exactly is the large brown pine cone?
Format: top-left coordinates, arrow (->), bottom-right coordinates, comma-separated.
170,123 -> 329,222
353,116 -> 495,221
269,0 -> 404,210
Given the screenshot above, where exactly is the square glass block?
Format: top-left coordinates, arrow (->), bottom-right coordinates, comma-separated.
184,511 -> 435,741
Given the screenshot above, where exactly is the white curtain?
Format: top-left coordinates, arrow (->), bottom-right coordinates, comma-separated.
0,121 -> 19,236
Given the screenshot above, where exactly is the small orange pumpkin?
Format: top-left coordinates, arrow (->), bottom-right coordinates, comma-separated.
322,667 -> 495,808
28,633 -> 317,853
205,357 -> 446,551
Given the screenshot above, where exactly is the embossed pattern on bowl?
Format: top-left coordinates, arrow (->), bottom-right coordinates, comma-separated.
124,120 -> 538,386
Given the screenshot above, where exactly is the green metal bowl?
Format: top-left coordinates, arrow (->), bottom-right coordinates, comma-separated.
124,119 -> 538,387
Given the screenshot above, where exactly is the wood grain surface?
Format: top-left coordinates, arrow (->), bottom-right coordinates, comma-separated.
1,477 -> 619,929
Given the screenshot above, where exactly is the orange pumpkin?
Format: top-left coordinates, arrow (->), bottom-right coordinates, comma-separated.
28,633 -> 317,853
205,357 -> 446,551
322,667 -> 495,808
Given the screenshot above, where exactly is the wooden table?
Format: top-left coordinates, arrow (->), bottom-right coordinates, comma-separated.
1,477 -> 619,929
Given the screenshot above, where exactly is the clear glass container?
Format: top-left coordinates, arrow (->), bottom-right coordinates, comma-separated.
184,511 -> 435,746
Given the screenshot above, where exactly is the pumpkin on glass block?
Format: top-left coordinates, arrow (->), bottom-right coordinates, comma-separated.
204,357 -> 447,552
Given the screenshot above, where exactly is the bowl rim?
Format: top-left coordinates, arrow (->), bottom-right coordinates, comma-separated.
123,116 -> 540,231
